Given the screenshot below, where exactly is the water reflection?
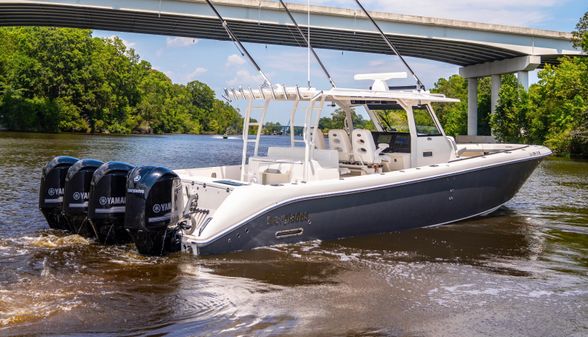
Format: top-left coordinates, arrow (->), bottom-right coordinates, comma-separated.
0,132 -> 587,336
200,246 -> 346,286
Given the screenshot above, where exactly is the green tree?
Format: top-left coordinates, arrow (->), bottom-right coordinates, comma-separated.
572,11 -> 588,52
431,75 -> 491,136
431,75 -> 467,136
318,108 -> 373,133
488,56 -> 588,155
530,58 -> 588,154
263,121 -> 283,135
489,74 -> 530,143
477,77 -> 492,135
0,27 -> 241,135
212,99 -> 242,134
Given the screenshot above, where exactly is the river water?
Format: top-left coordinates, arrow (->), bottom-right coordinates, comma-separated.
0,131 -> 586,336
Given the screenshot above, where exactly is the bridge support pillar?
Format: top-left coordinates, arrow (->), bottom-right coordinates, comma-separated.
460,56 -> 541,136
517,71 -> 529,90
467,77 -> 478,136
491,74 -> 501,115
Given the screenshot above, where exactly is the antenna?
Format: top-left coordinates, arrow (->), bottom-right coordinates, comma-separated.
307,0 -> 310,88
205,0 -> 271,86
353,0 -> 425,91
279,0 -> 336,88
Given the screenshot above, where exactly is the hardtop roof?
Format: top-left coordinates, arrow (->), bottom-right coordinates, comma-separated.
225,85 -> 460,104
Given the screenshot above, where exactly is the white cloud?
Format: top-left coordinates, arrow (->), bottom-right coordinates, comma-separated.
263,49 -> 322,74
163,70 -> 175,79
226,69 -> 266,87
166,36 -> 198,47
107,35 -> 136,49
186,67 -> 208,82
226,54 -> 246,67
152,65 -> 176,80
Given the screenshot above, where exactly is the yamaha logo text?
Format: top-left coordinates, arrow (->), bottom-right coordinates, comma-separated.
47,187 -> 64,197
72,191 -> 89,201
99,196 -> 126,206
152,202 -> 172,214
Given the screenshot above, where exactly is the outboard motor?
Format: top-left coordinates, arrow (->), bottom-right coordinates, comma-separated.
125,166 -> 181,255
88,161 -> 135,244
63,159 -> 104,237
39,156 -> 79,230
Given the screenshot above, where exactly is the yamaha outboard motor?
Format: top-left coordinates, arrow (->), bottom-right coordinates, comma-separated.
39,156 -> 79,230
125,166 -> 181,255
63,159 -> 104,237
88,161 -> 135,244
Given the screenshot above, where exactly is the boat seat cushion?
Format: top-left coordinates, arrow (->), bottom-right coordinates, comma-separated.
305,127 -> 327,150
266,147 -> 338,169
262,168 -> 291,185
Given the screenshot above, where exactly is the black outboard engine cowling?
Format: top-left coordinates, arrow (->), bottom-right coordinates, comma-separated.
39,156 -> 79,230
88,161 -> 135,244
125,166 -> 181,255
63,159 -> 104,237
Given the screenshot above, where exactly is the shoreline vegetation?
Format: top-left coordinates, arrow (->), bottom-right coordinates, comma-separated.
0,13 -> 587,157
0,27 -> 242,136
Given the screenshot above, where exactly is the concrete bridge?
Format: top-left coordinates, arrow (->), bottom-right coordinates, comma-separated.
0,0 -> 582,135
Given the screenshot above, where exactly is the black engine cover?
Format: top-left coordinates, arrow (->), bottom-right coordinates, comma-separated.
88,161 -> 134,244
63,158 -> 104,236
125,166 -> 181,255
39,156 -> 79,230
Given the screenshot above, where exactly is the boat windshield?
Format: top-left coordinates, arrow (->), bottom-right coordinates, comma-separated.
367,103 -> 409,132
412,104 -> 442,136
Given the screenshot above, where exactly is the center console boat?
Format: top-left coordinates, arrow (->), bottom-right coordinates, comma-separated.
38,0 -> 551,256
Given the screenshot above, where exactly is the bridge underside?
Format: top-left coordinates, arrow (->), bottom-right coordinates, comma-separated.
0,3 -> 536,67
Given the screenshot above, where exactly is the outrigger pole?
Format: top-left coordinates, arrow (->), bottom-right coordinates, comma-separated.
278,0 -> 336,88
205,0 -> 271,86
354,0 -> 426,91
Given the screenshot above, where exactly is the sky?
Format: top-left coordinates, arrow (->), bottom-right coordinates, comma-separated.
93,0 -> 586,122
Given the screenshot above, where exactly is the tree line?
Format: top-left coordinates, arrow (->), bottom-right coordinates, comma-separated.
0,27 -> 242,134
1,14 -> 587,157
432,12 -> 588,157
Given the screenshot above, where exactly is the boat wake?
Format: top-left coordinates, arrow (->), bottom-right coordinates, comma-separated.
211,135 -> 239,140
25,233 -> 91,248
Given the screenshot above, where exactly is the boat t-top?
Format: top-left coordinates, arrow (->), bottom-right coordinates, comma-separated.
37,0 -> 551,256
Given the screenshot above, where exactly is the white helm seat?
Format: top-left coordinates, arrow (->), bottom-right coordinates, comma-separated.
328,129 -> 353,162
352,129 -> 389,165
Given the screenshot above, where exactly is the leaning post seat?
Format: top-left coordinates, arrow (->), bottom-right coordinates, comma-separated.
310,127 -> 327,150
248,147 -> 340,183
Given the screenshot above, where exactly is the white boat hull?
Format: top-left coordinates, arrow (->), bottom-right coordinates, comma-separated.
178,144 -> 549,255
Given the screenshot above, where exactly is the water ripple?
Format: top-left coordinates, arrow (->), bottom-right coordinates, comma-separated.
0,133 -> 587,336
